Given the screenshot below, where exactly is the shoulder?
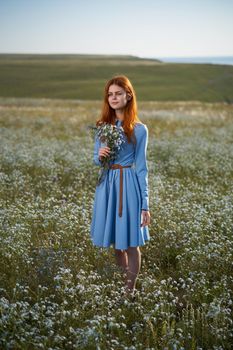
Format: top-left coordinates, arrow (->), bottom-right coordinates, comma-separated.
134,122 -> 148,138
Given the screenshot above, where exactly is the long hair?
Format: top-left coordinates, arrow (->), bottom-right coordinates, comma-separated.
96,75 -> 142,144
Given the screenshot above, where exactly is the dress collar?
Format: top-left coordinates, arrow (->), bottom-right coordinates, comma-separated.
115,118 -> 123,126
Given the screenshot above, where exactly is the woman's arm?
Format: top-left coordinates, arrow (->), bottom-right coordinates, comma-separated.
134,124 -> 149,211
93,134 -> 102,166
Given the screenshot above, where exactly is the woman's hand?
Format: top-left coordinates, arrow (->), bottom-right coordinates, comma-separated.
141,210 -> 151,227
98,146 -> 111,161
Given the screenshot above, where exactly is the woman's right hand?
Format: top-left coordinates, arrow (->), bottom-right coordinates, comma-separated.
98,146 -> 111,160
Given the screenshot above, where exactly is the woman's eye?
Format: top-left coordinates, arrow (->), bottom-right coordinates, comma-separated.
108,92 -> 122,97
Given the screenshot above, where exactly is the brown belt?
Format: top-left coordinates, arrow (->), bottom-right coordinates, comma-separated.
109,164 -> 133,217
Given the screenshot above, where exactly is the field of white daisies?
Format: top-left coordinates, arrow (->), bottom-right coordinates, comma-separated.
0,97 -> 232,350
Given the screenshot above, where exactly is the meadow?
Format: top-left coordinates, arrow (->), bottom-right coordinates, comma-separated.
0,97 -> 232,349
0,54 -> 233,103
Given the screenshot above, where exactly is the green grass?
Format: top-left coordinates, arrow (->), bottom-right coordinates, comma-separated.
0,97 -> 233,349
0,53 -> 233,102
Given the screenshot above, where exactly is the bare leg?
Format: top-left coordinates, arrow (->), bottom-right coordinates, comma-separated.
114,249 -> 128,274
125,247 -> 141,294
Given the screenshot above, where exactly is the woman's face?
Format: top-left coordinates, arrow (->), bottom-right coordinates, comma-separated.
107,84 -> 128,110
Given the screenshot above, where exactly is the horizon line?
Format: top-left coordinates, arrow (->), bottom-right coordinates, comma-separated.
0,52 -> 233,58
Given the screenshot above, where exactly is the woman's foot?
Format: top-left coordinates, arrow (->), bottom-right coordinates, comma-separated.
125,270 -> 138,291
122,286 -> 136,302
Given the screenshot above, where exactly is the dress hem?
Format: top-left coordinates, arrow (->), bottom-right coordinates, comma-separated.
91,238 -> 150,250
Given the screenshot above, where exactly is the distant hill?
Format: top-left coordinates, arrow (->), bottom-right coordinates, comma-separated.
0,53 -> 232,103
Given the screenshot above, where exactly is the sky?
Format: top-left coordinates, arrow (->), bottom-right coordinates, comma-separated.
0,0 -> 233,58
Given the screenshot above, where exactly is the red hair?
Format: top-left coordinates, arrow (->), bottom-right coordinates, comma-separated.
96,75 -> 142,144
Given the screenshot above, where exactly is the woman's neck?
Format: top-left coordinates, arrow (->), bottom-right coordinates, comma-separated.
115,110 -> 124,121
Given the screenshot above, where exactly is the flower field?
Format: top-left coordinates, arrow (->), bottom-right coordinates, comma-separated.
0,97 -> 232,349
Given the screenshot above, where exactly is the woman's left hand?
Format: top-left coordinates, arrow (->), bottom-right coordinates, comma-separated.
141,210 -> 151,227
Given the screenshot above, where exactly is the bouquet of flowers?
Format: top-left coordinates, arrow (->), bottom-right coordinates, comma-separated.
88,122 -> 125,185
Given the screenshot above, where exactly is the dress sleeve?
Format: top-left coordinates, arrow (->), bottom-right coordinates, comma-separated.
93,134 -> 102,166
134,124 -> 149,211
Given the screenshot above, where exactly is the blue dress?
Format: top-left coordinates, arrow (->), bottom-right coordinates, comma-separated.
90,119 -> 150,250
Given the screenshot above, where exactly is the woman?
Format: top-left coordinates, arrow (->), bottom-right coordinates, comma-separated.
90,75 -> 151,296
